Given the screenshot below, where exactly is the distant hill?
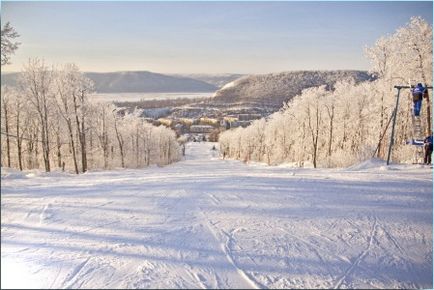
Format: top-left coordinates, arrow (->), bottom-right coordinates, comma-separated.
211,70 -> 374,108
1,71 -> 218,93
86,71 -> 218,93
172,73 -> 245,88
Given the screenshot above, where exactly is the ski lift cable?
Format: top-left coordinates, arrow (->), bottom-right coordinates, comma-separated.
1,131 -> 70,145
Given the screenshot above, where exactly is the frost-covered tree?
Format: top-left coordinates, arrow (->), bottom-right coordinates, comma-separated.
1,60 -> 181,172
300,86 -> 327,168
1,22 -> 20,66
19,59 -> 54,172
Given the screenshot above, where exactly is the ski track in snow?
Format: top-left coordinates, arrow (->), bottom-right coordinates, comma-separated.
1,142 -> 432,289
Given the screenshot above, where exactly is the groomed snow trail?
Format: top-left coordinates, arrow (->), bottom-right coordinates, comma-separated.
1,142 -> 432,289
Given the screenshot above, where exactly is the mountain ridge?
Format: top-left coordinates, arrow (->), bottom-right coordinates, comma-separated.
1,70 -> 373,101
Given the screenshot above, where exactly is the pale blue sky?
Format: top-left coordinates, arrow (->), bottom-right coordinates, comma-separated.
1,1 -> 432,74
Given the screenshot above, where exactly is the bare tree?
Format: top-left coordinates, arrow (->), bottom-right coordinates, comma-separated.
25,117 -> 40,169
96,105 -> 110,169
112,109 -> 125,168
54,67 -> 79,174
143,125 -> 153,167
325,102 -> 335,158
20,59 -> 54,172
306,98 -> 321,168
74,76 -> 93,173
14,90 -> 27,170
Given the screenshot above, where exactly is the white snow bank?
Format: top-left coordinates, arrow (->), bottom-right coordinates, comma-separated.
346,158 -> 432,172
1,167 -> 28,180
1,167 -> 74,180
346,158 -> 387,171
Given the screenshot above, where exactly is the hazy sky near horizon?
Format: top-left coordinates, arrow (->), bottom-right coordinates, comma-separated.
1,1 -> 432,74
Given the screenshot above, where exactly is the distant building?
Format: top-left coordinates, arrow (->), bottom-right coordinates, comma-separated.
229,121 -> 241,128
179,118 -> 194,126
190,125 -> 214,134
174,123 -> 187,135
225,115 -> 238,121
199,117 -> 219,126
238,114 -> 262,121
158,118 -> 173,127
239,121 -> 252,128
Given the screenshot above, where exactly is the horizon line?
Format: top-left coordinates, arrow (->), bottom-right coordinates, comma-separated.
1,68 -> 372,75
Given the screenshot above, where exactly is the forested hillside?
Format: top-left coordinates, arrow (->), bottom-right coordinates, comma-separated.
211,70 -> 373,108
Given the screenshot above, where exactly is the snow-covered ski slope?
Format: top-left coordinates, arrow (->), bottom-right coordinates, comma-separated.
1,142 -> 432,289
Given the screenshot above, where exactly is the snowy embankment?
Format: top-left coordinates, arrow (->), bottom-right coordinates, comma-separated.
1,142 -> 432,289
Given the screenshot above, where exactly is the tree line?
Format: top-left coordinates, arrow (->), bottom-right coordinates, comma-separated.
115,96 -> 212,110
219,17 -> 432,168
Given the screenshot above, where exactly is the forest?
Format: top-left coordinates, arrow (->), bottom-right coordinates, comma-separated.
1,61 -> 181,173
219,17 -> 432,168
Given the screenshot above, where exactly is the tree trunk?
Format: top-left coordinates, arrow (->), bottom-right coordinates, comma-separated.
34,128 -> 40,169
42,98 -> 51,172
307,104 -> 320,168
80,117 -> 87,172
26,127 -> 37,169
56,133 -> 62,169
313,110 -> 319,169
326,104 -> 335,157
3,101 -> 11,167
135,126 -> 139,167
114,118 -> 125,168
72,92 -> 83,172
16,109 -> 23,171
146,129 -> 152,166
98,109 -> 109,170
40,117 -> 50,172
67,121 -> 79,174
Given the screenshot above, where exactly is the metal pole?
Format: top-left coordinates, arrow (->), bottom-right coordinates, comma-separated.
372,112 -> 394,158
386,87 -> 401,165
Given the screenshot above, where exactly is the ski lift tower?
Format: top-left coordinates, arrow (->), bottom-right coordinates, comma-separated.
386,84 -> 433,165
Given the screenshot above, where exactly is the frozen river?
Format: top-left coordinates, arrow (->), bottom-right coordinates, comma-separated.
90,92 -> 213,103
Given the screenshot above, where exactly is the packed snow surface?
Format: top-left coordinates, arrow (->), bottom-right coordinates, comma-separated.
1,142 -> 432,289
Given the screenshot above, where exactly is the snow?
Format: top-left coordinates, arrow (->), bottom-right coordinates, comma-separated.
345,158 -> 387,171
221,81 -> 236,90
212,80 -> 238,97
1,142 -> 432,289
